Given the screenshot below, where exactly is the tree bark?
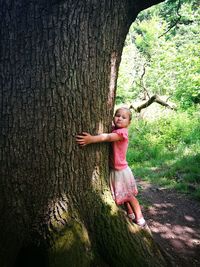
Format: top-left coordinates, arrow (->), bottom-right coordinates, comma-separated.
0,1 -> 168,267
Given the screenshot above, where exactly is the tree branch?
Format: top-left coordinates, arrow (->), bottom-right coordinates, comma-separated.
159,0 -> 182,38
130,94 -> 177,113
134,0 -> 165,13
139,64 -> 151,100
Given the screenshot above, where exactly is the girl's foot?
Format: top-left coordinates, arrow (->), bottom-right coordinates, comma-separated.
135,217 -> 146,227
134,218 -> 151,233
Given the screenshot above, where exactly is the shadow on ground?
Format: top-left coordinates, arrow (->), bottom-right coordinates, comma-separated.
138,180 -> 200,267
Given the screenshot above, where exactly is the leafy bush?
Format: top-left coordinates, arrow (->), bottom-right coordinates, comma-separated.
127,109 -> 200,198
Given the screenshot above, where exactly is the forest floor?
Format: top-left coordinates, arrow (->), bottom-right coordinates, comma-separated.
138,179 -> 200,267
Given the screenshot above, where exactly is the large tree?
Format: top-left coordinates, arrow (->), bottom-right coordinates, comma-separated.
0,1 -> 170,266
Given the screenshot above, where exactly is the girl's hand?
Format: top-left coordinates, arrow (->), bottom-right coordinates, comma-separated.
76,132 -> 93,146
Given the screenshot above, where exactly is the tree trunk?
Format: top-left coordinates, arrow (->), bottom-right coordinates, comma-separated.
0,1 -> 168,266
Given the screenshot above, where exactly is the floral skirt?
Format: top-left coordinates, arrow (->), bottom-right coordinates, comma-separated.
109,167 -> 138,205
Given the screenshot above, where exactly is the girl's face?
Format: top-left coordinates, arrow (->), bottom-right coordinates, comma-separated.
113,109 -> 131,129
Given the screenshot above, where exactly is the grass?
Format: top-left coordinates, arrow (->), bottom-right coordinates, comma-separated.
127,108 -> 200,200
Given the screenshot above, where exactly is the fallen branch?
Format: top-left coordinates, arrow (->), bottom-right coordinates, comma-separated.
130,94 -> 177,113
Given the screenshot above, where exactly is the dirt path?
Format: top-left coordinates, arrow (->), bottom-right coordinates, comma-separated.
138,180 -> 200,267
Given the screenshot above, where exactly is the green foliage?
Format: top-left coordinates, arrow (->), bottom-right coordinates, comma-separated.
133,16 -> 164,59
159,0 -> 199,35
148,3 -> 200,107
127,109 -> 200,198
116,42 -> 144,105
117,1 -> 200,108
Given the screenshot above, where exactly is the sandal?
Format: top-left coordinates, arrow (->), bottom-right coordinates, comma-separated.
135,221 -> 151,233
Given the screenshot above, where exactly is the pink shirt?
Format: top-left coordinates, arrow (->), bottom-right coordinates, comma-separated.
109,127 -> 128,170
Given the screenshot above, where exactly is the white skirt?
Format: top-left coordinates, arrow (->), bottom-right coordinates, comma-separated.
109,167 -> 138,205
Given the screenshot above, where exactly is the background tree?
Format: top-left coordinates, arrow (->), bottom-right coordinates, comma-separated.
0,1 -> 170,267
117,0 -> 200,108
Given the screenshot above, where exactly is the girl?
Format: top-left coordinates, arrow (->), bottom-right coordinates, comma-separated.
76,107 -> 146,227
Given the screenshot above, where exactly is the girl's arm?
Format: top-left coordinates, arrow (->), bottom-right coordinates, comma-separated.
76,132 -> 123,146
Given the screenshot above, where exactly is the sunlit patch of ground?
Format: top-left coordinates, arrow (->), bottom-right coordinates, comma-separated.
138,180 -> 200,267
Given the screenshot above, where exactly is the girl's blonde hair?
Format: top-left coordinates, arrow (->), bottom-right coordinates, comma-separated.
114,107 -> 132,121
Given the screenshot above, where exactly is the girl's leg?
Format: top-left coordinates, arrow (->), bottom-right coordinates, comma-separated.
128,197 -> 145,225
125,202 -> 135,221
125,202 -> 133,214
